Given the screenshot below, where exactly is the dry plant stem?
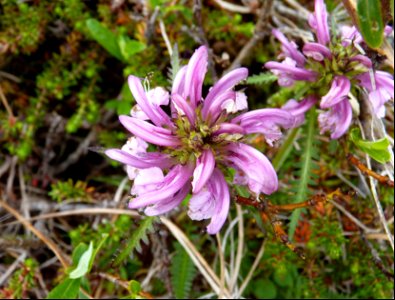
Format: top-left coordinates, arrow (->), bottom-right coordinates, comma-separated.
0,84 -> 15,118
357,117 -> 395,252
229,204 -> 244,292
159,19 -> 173,57
216,234 -> 226,299
283,0 -> 310,18
0,199 -> 70,268
347,154 -> 394,187
6,156 -> 17,199
160,217 -> 231,298
237,240 -> 266,298
145,6 -> 160,44
19,165 -> 31,222
32,208 -> 228,297
212,0 -> 251,14
97,273 -> 129,291
226,0 -> 273,71
0,251 -> 26,286
193,0 -> 218,81
329,200 -> 381,233
53,130 -> 96,175
360,231 -> 394,280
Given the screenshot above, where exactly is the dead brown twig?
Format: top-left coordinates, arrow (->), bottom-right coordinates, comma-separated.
0,199 -> 70,269
347,154 -> 394,187
226,0 -> 273,71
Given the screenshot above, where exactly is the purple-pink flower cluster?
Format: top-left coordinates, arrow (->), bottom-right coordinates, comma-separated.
106,46 -> 295,234
266,0 -> 394,139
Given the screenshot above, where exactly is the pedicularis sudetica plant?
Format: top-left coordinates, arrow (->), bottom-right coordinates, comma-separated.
266,0 -> 394,139
106,46 -> 296,234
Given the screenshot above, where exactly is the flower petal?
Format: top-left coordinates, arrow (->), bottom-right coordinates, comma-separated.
318,99 -> 352,139
105,149 -> 173,169
206,169 -> 230,234
171,93 -> 196,124
202,68 -> 248,116
129,163 -> 194,209
310,0 -> 330,45
225,143 -> 278,195
265,60 -> 318,82
144,184 -> 190,216
119,115 -> 180,147
272,29 -> 306,66
192,149 -> 216,193
320,76 -> 351,109
303,42 -> 332,61
282,96 -> 317,127
184,46 -> 208,107
128,75 -> 172,127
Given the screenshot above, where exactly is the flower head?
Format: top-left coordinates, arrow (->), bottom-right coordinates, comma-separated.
106,46 -> 295,234
265,0 -> 394,139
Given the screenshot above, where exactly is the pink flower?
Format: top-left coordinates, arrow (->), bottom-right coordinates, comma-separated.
106,46 -> 294,234
266,0 -> 394,139
318,100 -> 353,139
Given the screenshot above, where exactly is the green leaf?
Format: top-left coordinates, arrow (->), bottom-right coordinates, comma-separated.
170,242 -> 196,299
273,267 -> 293,288
113,217 -> 155,266
272,128 -> 301,171
69,242 -> 94,279
356,0 -> 384,48
246,72 -> 277,85
86,19 -> 123,61
253,279 -> 277,299
47,278 -> 81,299
129,280 -> 142,294
168,44 -> 181,83
350,128 -> 391,163
289,110 -> 317,239
72,243 -> 89,265
118,35 -> 146,61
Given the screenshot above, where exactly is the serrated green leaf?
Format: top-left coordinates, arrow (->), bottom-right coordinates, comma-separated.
357,0 -> 384,48
69,242 -> 94,279
171,242 -> 196,299
47,278 -> 81,299
350,128 -> 391,163
169,44 -> 181,83
86,19 -> 123,61
246,72 -> 277,85
289,110 -> 317,239
113,217 -> 154,266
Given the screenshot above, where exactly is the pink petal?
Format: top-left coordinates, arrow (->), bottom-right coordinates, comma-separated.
192,149 -> 216,193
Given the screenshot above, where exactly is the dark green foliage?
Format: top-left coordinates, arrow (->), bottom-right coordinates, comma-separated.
113,217 -> 155,266
170,242 -> 196,299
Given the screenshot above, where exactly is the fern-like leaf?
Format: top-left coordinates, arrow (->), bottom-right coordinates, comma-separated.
288,109 -> 319,239
171,242 -> 196,299
246,72 -> 277,85
168,44 -> 181,83
113,217 -> 155,266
